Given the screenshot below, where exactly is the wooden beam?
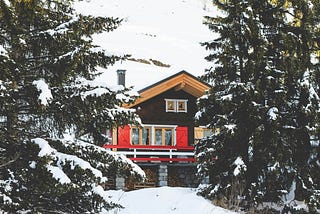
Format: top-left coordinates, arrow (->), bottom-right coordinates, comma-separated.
126,72 -> 210,108
174,82 -> 186,91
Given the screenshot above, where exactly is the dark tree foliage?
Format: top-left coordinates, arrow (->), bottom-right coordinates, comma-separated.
196,0 -> 319,212
0,0 -> 142,213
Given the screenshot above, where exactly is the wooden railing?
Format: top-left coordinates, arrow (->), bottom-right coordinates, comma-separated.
103,145 -> 195,163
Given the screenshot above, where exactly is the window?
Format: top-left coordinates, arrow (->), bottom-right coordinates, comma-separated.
166,100 -> 176,112
165,99 -> 188,113
131,128 -> 140,145
177,100 -> 186,112
155,129 -> 162,145
194,127 -> 219,144
131,125 -> 176,146
164,129 -> 173,146
155,128 -> 174,146
131,127 -> 151,145
142,128 -> 151,145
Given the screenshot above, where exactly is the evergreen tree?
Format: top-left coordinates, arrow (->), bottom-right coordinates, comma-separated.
0,0 -> 142,212
196,0 -> 319,211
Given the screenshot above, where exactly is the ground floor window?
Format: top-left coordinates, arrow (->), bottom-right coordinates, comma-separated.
194,127 -> 219,143
131,127 -> 151,145
155,128 -> 173,146
131,127 -> 140,145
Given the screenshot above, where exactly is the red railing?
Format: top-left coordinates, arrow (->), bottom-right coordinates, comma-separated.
103,144 -> 195,163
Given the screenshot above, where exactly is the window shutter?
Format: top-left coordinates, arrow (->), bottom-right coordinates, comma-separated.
176,126 -> 188,147
118,125 -> 131,146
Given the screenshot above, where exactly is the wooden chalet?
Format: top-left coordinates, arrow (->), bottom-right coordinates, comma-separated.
103,70 -> 212,164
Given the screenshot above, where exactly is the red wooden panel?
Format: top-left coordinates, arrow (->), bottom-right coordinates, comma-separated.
130,157 -> 195,162
118,125 -> 131,146
176,126 -> 188,147
103,144 -> 194,150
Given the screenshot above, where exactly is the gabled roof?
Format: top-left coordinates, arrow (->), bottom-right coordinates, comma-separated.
129,70 -> 211,107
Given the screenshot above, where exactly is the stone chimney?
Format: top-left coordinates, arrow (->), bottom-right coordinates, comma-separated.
116,69 -> 126,86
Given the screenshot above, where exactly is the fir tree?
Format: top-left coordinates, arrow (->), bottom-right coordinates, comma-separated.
196,0 -> 319,211
0,0 -> 142,213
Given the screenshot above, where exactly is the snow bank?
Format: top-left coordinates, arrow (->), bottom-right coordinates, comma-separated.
105,187 -> 237,214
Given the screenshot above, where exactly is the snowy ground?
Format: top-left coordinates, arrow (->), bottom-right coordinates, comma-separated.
104,187 -> 237,214
74,0 -> 219,91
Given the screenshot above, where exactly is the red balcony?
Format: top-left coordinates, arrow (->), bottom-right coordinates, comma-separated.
103,145 -> 195,163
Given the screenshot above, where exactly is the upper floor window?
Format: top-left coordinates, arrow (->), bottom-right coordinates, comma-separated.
165,99 -> 188,113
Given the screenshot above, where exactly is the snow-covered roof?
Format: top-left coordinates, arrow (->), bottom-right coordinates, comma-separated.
96,62 -> 184,91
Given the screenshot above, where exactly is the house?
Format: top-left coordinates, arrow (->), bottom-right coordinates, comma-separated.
103,70 -> 212,188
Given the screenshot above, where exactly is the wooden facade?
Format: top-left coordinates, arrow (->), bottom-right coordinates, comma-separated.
103,71 -> 211,163
135,88 -> 197,146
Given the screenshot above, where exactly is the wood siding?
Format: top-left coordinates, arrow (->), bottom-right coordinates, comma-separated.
134,88 -> 197,146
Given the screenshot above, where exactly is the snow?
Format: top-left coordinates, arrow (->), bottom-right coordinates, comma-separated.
81,87 -> 110,99
32,138 -> 56,157
45,15 -> 78,36
29,161 -> 36,169
104,187 -> 237,214
224,124 -> 236,134
74,0 -> 218,91
30,137 -> 146,188
221,94 -> 232,101
267,162 -> 279,172
47,165 -> 71,184
210,184 -> 221,195
32,79 -> 53,106
0,45 -> 7,55
31,138 -> 105,183
57,152 -> 104,178
267,107 -> 278,121
61,136 -> 146,178
3,0 -> 10,6
233,157 -> 247,176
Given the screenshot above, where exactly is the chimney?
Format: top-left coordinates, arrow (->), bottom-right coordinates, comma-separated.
116,69 -> 126,86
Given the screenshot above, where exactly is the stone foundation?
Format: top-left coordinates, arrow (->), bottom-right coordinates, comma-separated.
121,163 -> 200,190
168,164 -> 199,187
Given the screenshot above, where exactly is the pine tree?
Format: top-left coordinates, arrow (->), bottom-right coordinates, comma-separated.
0,0 -> 142,212
196,0 -> 319,211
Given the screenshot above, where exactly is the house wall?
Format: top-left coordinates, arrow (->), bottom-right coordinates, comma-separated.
134,88 -> 198,146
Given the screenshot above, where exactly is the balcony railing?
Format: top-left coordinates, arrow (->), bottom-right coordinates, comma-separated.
103,145 -> 195,163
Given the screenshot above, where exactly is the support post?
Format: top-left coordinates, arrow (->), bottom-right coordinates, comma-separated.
116,176 -> 125,190
158,164 -> 168,187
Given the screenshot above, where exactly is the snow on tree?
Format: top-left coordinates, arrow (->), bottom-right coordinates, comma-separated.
0,0 -> 143,213
196,0 -> 319,212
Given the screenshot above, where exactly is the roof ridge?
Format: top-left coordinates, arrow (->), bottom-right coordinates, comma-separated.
138,70 -> 209,93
